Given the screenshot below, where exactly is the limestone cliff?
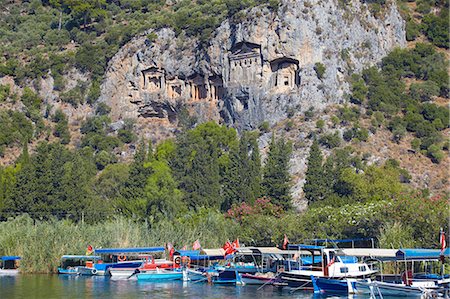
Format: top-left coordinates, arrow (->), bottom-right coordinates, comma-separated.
99,0 -> 405,137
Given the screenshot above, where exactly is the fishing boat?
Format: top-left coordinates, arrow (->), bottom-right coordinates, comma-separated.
276,243 -> 378,290
136,268 -> 183,281
58,255 -> 101,275
0,256 -> 20,276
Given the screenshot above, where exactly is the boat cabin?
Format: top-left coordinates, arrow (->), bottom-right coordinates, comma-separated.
58,255 -> 101,274
0,256 -> 20,270
0,256 -> 20,275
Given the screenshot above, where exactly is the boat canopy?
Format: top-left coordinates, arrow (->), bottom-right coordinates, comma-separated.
61,255 -> 101,260
288,244 -> 324,250
94,247 -> 165,254
395,249 -> 447,261
336,248 -> 398,261
202,248 -> 225,256
307,238 -> 373,243
0,256 -> 21,261
174,250 -> 201,257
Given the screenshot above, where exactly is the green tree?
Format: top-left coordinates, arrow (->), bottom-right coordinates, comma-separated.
262,136 -> 292,210
303,139 -> 325,204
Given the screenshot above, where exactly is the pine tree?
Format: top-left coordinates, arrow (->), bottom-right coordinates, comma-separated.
262,136 -> 292,210
118,139 -> 151,217
303,139 -> 325,203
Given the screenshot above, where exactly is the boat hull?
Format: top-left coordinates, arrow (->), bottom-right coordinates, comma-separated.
0,269 -> 19,276
241,273 -> 275,285
312,276 -> 358,294
109,268 -> 137,278
355,281 -> 436,297
136,271 -> 183,281
277,272 -> 314,290
58,267 -> 80,275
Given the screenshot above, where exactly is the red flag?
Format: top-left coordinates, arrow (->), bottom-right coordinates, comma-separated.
169,247 -> 175,259
193,239 -> 201,250
282,234 -> 289,250
86,245 -> 93,255
440,229 -> 446,253
167,242 -> 173,252
222,241 -> 234,256
232,238 -> 240,249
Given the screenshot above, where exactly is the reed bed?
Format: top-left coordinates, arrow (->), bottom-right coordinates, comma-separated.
0,211 -> 238,273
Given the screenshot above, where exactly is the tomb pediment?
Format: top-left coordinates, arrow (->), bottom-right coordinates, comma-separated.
229,41 -> 261,60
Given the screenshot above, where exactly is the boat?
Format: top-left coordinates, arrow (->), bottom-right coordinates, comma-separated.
0,256 -> 20,276
93,246 -> 166,276
57,255 -> 101,275
311,276 -> 361,294
136,268 -> 183,281
276,243 -> 378,290
241,273 -> 278,285
355,280 -> 442,297
110,256 -> 176,278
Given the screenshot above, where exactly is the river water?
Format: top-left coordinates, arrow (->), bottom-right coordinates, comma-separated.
0,275 -> 389,299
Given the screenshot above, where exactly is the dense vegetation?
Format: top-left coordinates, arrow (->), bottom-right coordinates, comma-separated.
349,43 -> 449,163
0,0 -> 278,91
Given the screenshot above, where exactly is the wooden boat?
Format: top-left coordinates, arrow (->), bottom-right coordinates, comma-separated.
93,246 -> 166,276
355,280 -> 442,297
58,255 -> 101,275
277,244 -> 377,290
0,256 -> 20,276
241,273 -> 277,285
311,276 -> 361,294
136,268 -> 183,281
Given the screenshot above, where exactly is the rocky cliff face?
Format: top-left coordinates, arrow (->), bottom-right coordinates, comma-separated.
98,0 -> 406,208
99,0 -> 405,137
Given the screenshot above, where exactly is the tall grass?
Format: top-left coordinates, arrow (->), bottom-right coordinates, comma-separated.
0,210 -> 239,273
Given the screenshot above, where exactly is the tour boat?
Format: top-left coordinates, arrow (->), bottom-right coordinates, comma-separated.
58,255 -> 101,275
276,244 -> 378,290
93,246 -> 166,276
136,268 -> 183,281
0,256 -> 20,275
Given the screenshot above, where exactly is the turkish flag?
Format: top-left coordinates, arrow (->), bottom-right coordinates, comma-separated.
282,234 -> 289,250
193,239 -> 201,250
232,238 -> 240,249
440,229 -> 446,253
222,241 -> 234,256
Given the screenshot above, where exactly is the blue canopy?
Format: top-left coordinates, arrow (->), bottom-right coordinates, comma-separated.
61,255 -> 101,260
174,250 -> 201,257
0,256 -> 21,261
189,255 -> 226,261
94,247 -> 165,254
288,244 -> 324,250
307,238 -> 373,243
395,249 -> 446,261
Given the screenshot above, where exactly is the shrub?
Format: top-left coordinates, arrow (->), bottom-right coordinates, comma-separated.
314,62 -> 326,79
427,144 -> 444,163
319,132 -> 341,148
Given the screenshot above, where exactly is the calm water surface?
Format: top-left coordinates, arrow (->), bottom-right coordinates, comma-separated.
1,275 -> 386,299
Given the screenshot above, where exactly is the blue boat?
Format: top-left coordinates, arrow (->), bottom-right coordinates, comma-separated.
93,246 -> 166,276
0,256 -> 21,276
311,276 -> 358,294
136,269 -> 183,281
58,255 -> 101,275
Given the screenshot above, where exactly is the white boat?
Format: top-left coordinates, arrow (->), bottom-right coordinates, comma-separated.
355,280 -> 442,297
278,244 -> 378,290
0,256 -> 20,276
